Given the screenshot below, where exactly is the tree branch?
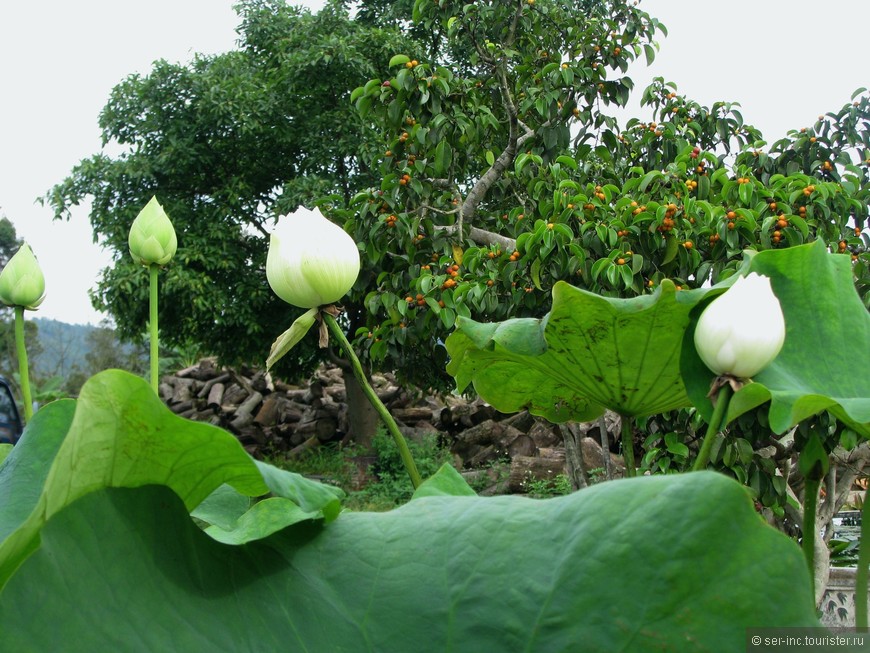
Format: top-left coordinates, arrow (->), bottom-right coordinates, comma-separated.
433,224 -> 516,251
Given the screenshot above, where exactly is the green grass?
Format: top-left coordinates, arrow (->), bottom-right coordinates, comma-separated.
268,428 -> 453,511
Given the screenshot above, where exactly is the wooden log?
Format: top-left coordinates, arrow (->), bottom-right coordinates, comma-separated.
170,378 -> 196,405
254,394 -> 280,426
206,383 -> 225,411
175,363 -> 201,379
393,407 -> 434,423
527,421 -> 561,449
285,388 -> 310,402
158,382 -> 174,403
222,383 -> 248,407
287,435 -> 320,459
238,390 -> 263,418
279,403 -> 304,423
229,391 -> 263,431
230,370 -> 256,396
506,433 -> 537,459
198,373 -> 231,398
170,400 -> 194,415
508,452 -> 567,493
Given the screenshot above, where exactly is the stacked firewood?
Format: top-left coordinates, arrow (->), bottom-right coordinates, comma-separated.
159,359 -> 624,494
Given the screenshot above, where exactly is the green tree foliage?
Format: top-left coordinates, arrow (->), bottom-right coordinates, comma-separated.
45,0 -> 418,379
0,217 -> 22,269
344,0 -> 869,392
46,0 -> 868,398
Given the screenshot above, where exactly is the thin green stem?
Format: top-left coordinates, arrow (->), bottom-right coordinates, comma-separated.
802,476 -> 821,601
620,415 -> 636,478
149,264 -> 159,394
14,306 -> 32,422
323,312 -> 422,489
856,491 -> 870,629
692,384 -> 733,472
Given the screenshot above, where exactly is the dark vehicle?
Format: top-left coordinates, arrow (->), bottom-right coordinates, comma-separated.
0,376 -> 23,445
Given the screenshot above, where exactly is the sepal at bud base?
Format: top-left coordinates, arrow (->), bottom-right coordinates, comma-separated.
129,196 -> 177,266
266,308 -> 318,370
0,244 -> 45,310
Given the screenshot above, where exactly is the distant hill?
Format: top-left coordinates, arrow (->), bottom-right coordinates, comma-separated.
30,318 -> 98,378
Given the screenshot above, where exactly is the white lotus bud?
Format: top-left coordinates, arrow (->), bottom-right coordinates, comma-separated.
694,272 -> 786,378
266,206 -> 360,309
129,196 -> 177,266
0,243 -> 45,310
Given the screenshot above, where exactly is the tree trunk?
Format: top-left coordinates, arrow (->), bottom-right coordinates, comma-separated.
560,423 -> 589,490
342,366 -> 380,451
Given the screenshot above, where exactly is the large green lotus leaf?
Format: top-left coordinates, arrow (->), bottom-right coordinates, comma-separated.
447,280 -> 707,419
0,370 -> 340,587
0,400 -> 75,543
0,472 -> 817,651
683,241 -> 870,436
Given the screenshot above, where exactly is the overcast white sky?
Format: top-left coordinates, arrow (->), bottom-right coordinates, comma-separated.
0,0 -> 867,325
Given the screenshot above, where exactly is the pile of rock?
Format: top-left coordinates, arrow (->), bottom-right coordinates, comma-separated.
159,358 -> 624,494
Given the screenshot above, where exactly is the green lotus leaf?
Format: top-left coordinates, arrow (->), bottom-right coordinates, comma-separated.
411,462 -> 476,499
0,400 -> 75,544
447,280 -> 708,420
683,241 -> 870,436
0,370 -> 342,588
0,473 -> 818,651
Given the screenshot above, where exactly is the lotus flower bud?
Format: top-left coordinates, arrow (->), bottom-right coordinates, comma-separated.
693,272 -> 786,378
0,244 -> 45,310
266,206 -> 360,309
129,196 -> 177,266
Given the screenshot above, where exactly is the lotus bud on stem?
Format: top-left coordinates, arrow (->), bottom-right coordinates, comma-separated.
128,196 -> 177,393
266,206 -> 422,488
0,244 -> 46,421
692,273 -> 785,471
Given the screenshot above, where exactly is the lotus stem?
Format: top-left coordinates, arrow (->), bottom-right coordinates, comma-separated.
322,311 -> 422,489
149,264 -> 159,394
801,475 -> 821,600
620,415 -> 636,478
856,493 -> 870,629
14,306 -> 32,421
692,384 -> 733,472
